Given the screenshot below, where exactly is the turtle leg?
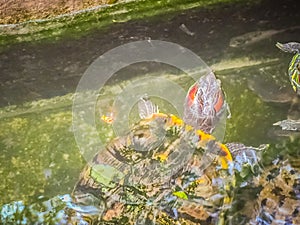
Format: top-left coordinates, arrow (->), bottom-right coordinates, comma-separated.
276,42 -> 300,54
196,131 -> 233,170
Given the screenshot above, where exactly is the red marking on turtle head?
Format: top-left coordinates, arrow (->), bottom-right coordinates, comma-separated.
214,91 -> 224,113
187,83 -> 198,107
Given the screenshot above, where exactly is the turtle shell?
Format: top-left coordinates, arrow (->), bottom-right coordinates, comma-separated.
224,143 -> 300,225
250,160 -> 300,224
71,105 -> 233,224
288,53 -> 300,94
69,71 -> 234,224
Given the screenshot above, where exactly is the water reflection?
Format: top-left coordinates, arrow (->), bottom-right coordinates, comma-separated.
1,0 -> 300,224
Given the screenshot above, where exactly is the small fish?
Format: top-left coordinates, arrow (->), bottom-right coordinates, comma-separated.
43,168 -> 52,179
179,24 -> 195,36
101,114 -> 114,124
229,26 -> 300,48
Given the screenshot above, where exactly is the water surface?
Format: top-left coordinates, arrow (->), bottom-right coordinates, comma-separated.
0,0 -> 300,223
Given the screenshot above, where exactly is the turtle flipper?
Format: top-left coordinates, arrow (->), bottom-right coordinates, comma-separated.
138,95 -> 159,119
276,42 -> 300,54
273,119 -> 300,131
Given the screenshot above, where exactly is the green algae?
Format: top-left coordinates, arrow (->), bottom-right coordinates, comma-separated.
0,0 -> 260,49
0,109 -> 84,205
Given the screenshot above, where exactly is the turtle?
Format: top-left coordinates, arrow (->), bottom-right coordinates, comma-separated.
271,42 -> 300,132
246,42 -> 300,133
68,72 -> 237,225
0,72 -> 237,225
69,71 -> 284,225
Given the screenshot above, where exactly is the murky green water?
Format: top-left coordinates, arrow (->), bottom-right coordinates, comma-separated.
1,0 -> 300,224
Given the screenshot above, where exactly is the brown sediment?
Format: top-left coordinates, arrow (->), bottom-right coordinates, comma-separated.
0,0 -> 116,24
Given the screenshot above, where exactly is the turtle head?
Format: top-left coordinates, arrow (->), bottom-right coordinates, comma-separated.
183,72 -> 228,133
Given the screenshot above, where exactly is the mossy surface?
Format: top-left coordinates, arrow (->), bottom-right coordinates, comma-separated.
0,0 -> 260,48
